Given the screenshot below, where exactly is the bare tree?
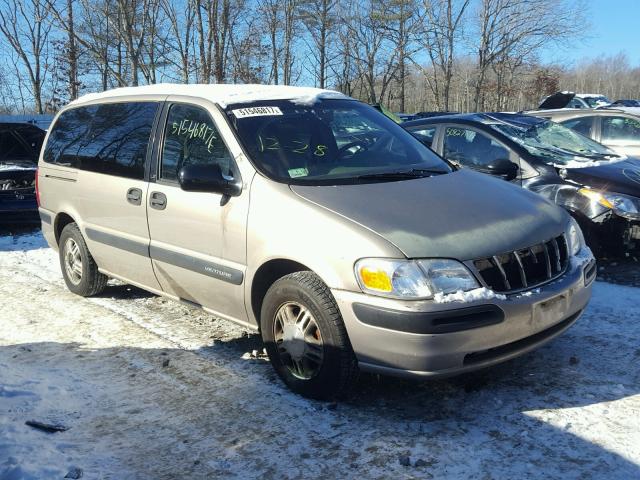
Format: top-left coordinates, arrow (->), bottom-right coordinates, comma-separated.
0,0 -> 53,113
346,0 -> 400,104
381,0 -> 421,112
299,0 -> 337,88
416,0 -> 469,110
472,0 -> 586,110
160,0 -> 195,83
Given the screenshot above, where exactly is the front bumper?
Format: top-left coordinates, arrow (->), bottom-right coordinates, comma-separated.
332,249 -> 596,379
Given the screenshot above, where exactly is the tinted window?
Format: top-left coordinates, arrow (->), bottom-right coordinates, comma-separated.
160,103 -> 234,182
601,116 -> 640,144
78,102 -> 158,179
407,126 -> 436,147
43,106 -> 97,167
561,117 -> 594,137
443,127 -> 510,168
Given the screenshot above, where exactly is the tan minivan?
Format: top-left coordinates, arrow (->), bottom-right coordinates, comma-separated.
37,84 -> 596,398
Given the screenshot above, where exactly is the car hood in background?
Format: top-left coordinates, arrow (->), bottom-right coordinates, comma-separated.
538,92 -> 575,110
563,158 -> 640,197
291,170 -> 567,261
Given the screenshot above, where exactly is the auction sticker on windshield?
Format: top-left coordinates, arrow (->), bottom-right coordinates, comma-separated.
232,106 -> 283,118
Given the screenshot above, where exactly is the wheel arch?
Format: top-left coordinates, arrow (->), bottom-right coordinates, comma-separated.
54,212 -> 77,246
250,258 -> 315,329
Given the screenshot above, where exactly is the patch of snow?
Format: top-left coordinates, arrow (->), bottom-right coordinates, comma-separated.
433,287 -> 507,304
554,157 -> 625,169
0,164 -> 36,172
512,288 -> 542,299
1,230 -> 639,479
571,246 -> 594,270
69,83 -> 351,110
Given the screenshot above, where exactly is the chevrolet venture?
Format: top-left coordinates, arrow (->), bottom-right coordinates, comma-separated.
38,85 -> 595,398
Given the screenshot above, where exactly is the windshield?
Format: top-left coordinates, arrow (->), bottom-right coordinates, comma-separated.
491,119 -> 620,165
225,99 -> 451,184
583,96 -> 610,108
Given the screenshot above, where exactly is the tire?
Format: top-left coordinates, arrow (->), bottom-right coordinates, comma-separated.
59,223 -> 108,297
260,271 -> 358,400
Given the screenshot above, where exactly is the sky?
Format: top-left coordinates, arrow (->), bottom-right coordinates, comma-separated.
541,0 -> 640,66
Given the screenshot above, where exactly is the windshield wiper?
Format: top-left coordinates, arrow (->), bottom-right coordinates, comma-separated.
356,168 -> 448,182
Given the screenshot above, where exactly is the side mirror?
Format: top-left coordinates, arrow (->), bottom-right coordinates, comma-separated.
478,158 -> 519,181
178,163 -> 242,196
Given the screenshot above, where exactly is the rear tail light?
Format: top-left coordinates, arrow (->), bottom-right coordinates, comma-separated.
35,167 -> 40,207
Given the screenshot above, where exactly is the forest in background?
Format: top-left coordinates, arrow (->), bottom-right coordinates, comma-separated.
0,0 -> 638,115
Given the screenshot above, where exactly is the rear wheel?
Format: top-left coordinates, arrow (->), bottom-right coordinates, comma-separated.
59,223 -> 107,296
260,271 -> 358,399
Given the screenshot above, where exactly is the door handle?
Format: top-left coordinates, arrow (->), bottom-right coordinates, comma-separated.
126,187 -> 142,206
149,191 -> 167,210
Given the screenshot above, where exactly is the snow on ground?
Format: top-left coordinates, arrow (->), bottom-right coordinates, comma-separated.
1,228 -> 639,480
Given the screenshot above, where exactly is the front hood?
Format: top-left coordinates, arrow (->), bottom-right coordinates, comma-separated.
291,170 -> 568,260
539,91 -> 575,110
563,158 -> 640,197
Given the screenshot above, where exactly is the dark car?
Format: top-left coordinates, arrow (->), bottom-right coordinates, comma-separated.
0,122 -> 46,223
403,113 -> 640,254
610,100 -> 640,107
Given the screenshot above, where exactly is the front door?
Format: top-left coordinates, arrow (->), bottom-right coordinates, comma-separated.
146,99 -> 251,324
599,115 -> 640,157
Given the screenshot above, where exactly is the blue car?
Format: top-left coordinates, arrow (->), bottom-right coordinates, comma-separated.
0,123 -> 45,223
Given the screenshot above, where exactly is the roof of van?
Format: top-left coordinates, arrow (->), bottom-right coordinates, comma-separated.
69,83 -> 351,108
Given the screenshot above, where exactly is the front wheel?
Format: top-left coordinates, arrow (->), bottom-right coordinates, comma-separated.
260,271 -> 358,399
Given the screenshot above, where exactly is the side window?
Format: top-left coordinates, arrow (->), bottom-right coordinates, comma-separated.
567,98 -> 585,109
408,126 -> 436,147
601,116 -> 640,144
443,127 -> 510,168
561,117 -> 594,138
160,104 -> 234,182
43,106 -> 97,167
77,102 -> 158,179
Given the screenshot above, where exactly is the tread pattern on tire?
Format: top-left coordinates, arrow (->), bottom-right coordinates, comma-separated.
263,271 -> 359,399
60,223 -> 108,297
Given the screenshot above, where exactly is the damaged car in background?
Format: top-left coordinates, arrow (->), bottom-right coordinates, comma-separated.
403,113 -> 640,255
0,122 -> 45,223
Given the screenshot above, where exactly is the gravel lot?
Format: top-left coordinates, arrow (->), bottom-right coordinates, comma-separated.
1,226 -> 639,479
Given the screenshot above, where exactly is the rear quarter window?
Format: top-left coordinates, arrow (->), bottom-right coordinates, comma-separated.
43,102 -> 158,180
43,106 -> 97,167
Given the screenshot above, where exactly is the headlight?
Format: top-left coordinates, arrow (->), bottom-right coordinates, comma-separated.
566,217 -> 584,256
579,188 -> 640,220
354,258 -> 479,299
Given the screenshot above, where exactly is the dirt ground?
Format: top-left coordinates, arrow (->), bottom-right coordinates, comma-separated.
1,226 -> 639,479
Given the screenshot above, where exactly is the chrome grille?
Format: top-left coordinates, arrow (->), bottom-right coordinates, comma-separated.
473,235 -> 569,293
